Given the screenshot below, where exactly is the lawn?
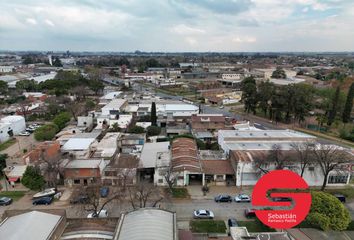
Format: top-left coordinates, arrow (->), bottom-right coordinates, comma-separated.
0,138 -> 17,151
171,188 -> 189,198
0,191 -> 26,201
190,220 -> 226,233
237,220 -> 276,232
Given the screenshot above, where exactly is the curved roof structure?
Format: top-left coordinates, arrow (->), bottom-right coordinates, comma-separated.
171,138 -> 201,172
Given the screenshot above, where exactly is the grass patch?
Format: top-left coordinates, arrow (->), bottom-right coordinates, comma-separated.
238,220 -> 276,232
190,220 -> 226,233
324,186 -> 354,200
346,221 -> 354,231
171,188 -> 189,198
0,191 -> 26,201
0,138 -> 17,151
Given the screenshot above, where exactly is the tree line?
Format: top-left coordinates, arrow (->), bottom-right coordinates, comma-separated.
241,77 -> 353,127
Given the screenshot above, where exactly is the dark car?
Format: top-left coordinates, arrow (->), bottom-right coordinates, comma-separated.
334,194 -> 346,203
0,197 -> 12,206
70,195 -> 89,204
271,197 -> 292,202
228,218 -> 238,227
214,195 -> 232,202
32,196 -> 53,205
244,208 -> 256,218
100,187 -> 109,198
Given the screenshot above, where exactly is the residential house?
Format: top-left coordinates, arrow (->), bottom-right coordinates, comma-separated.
91,132 -> 120,159
138,142 -> 171,184
22,141 -> 60,165
64,159 -> 108,186
102,153 -> 139,186
118,134 -> 146,155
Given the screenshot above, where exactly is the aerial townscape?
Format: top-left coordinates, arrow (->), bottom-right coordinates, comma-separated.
0,1 -> 354,240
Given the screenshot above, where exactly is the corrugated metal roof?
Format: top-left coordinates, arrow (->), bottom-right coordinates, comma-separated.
0,211 -> 62,240
116,208 -> 176,240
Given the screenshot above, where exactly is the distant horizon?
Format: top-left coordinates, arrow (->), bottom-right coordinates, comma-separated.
1,1 -> 354,52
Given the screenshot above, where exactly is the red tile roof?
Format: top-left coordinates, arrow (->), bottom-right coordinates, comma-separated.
202,160 -> 234,175
171,138 -> 201,172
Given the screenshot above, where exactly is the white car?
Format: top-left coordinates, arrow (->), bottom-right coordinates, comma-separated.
19,131 -> 30,136
87,209 -> 108,218
33,188 -> 56,199
193,209 -> 214,219
219,106 -> 224,109
235,194 -> 251,203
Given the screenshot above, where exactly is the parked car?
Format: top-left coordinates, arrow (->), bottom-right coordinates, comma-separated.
271,197 -> 292,202
228,218 -> 238,227
19,131 -> 30,136
0,197 -> 13,206
235,194 -> 251,202
32,196 -> 53,205
244,208 -> 256,218
25,128 -> 35,133
33,188 -> 56,199
193,209 -> 214,219
87,209 -> 108,218
70,195 -> 89,204
219,106 -> 224,109
100,187 -> 109,198
333,194 -> 346,203
214,195 -> 232,202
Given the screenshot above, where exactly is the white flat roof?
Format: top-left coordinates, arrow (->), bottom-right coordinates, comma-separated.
0,211 -> 61,240
62,138 -> 95,151
219,129 -> 316,139
140,142 -> 170,168
102,99 -> 127,110
101,91 -> 122,100
0,115 -> 24,123
65,159 -> 102,168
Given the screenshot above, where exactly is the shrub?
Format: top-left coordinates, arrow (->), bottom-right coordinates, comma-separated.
306,191 -> 351,231
147,126 -> 161,136
21,166 -> 45,190
34,123 -> 59,141
53,112 -> 71,130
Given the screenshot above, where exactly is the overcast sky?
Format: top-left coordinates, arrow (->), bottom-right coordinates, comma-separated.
1,0 -> 354,52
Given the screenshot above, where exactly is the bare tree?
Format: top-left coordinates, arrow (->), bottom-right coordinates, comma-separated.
159,165 -> 176,193
312,144 -> 353,191
39,150 -> 63,189
17,99 -> 31,121
254,144 -> 290,173
291,141 -> 315,177
128,182 -> 163,209
83,185 -> 120,217
66,101 -> 85,121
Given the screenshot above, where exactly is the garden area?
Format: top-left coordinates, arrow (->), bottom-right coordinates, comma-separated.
237,220 -> 275,232
190,220 -> 226,233
171,188 -> 189,198
0,191 -> 26,201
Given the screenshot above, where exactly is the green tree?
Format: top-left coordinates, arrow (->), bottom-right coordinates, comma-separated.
89,80 -> 104,95
0,154 -> 7,177
53,57 -> 63,67
21,166 -> 45,190
110,122 -> 121,132
241,77 -> 257,114
22,56 -> 34,64
53,112 -> 71,130
327,86 -> 340,126
151,102 -> 157,126
0,81 -> 8,94
306,191 -> 351,231
145,58 -> 160,68
34,124 -> 59,141
15,80 -> 38,92
85,99 -> 96,110
271,67 -> 287,79
342,82 -> 354,123
292,84 -> 314,123
257,81 -> 275,118
128,126 -> 145,134
147,126 -> 161,136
